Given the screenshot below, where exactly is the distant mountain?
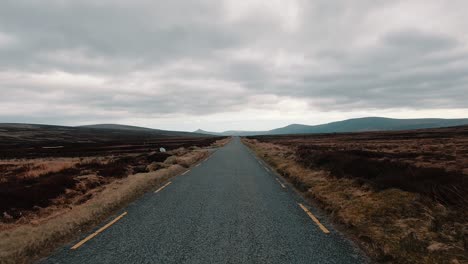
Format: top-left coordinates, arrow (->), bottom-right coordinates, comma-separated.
0,123 -> 209,145
79,124 -> 207,137
196,117 -> 468,136
194,129 -> 221,135
194,129 -> 265,136
268,117 -> 468,135
80,124 -> 154,131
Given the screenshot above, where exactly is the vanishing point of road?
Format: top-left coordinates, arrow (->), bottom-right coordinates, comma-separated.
43,137 -> 366,264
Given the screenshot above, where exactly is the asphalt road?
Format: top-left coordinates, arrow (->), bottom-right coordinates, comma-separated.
42,137 -> 366,264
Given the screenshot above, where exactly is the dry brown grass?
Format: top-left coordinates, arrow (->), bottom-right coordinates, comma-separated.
211,137 -> 232,148
0,149 -> 210,264
243,138 -> 467,264
167,147 -> 190,156
164,150 -> 209,168
23,160 -> 78,178
0,158 -> 82,180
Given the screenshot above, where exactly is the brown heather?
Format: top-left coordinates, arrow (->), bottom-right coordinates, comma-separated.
243,128 -> 467,264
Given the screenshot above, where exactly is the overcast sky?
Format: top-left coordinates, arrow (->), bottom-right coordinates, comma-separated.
1,0 -> 467,132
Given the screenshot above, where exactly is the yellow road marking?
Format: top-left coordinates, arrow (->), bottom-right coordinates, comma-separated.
71,212 -> 127,250
182,170 -> 190,175
275,178 -> 286,188
154,181 -> 172,193
298,203 -> 330,234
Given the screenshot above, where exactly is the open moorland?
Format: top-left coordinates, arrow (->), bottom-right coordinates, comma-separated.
0,123 -> 213,159
244,125 -> 468,263
0,124 -> 227,263
0,124 -> 222,219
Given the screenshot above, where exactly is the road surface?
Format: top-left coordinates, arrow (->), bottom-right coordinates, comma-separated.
42,137 -> 366,264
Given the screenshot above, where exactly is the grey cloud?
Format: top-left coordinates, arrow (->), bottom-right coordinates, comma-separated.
264,28 -> 468,110
0,0 -> 467,127
0,0 -> 236,73
383,29 -> 457,52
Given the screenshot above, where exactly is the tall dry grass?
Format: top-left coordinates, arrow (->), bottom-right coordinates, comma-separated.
23,160 -> 78,178
0,158 -> 81,179
211,137 -> 232,148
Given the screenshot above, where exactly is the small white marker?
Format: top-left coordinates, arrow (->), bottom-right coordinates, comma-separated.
275,178 -> 286,188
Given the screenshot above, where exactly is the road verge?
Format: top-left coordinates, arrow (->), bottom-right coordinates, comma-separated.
242,138 -> 466,264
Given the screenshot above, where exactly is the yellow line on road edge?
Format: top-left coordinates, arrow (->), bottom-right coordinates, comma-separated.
298,203 -> 330,234
275,178 -> 286,188
71,212 -> 127,250
155,181 -> 172,193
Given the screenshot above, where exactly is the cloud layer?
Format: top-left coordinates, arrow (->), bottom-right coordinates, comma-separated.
1,0 -> 467,131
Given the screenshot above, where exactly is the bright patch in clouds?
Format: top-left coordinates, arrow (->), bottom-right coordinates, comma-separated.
0,0 -> 467,131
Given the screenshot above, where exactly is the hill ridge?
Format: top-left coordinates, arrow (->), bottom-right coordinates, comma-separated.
196,117 -> 468,136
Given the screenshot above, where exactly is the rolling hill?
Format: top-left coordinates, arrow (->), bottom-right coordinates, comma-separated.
194,129 -> 264,136
78,124 -> 206,137
196,117 -> 468,136
0,123 -> 208,146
